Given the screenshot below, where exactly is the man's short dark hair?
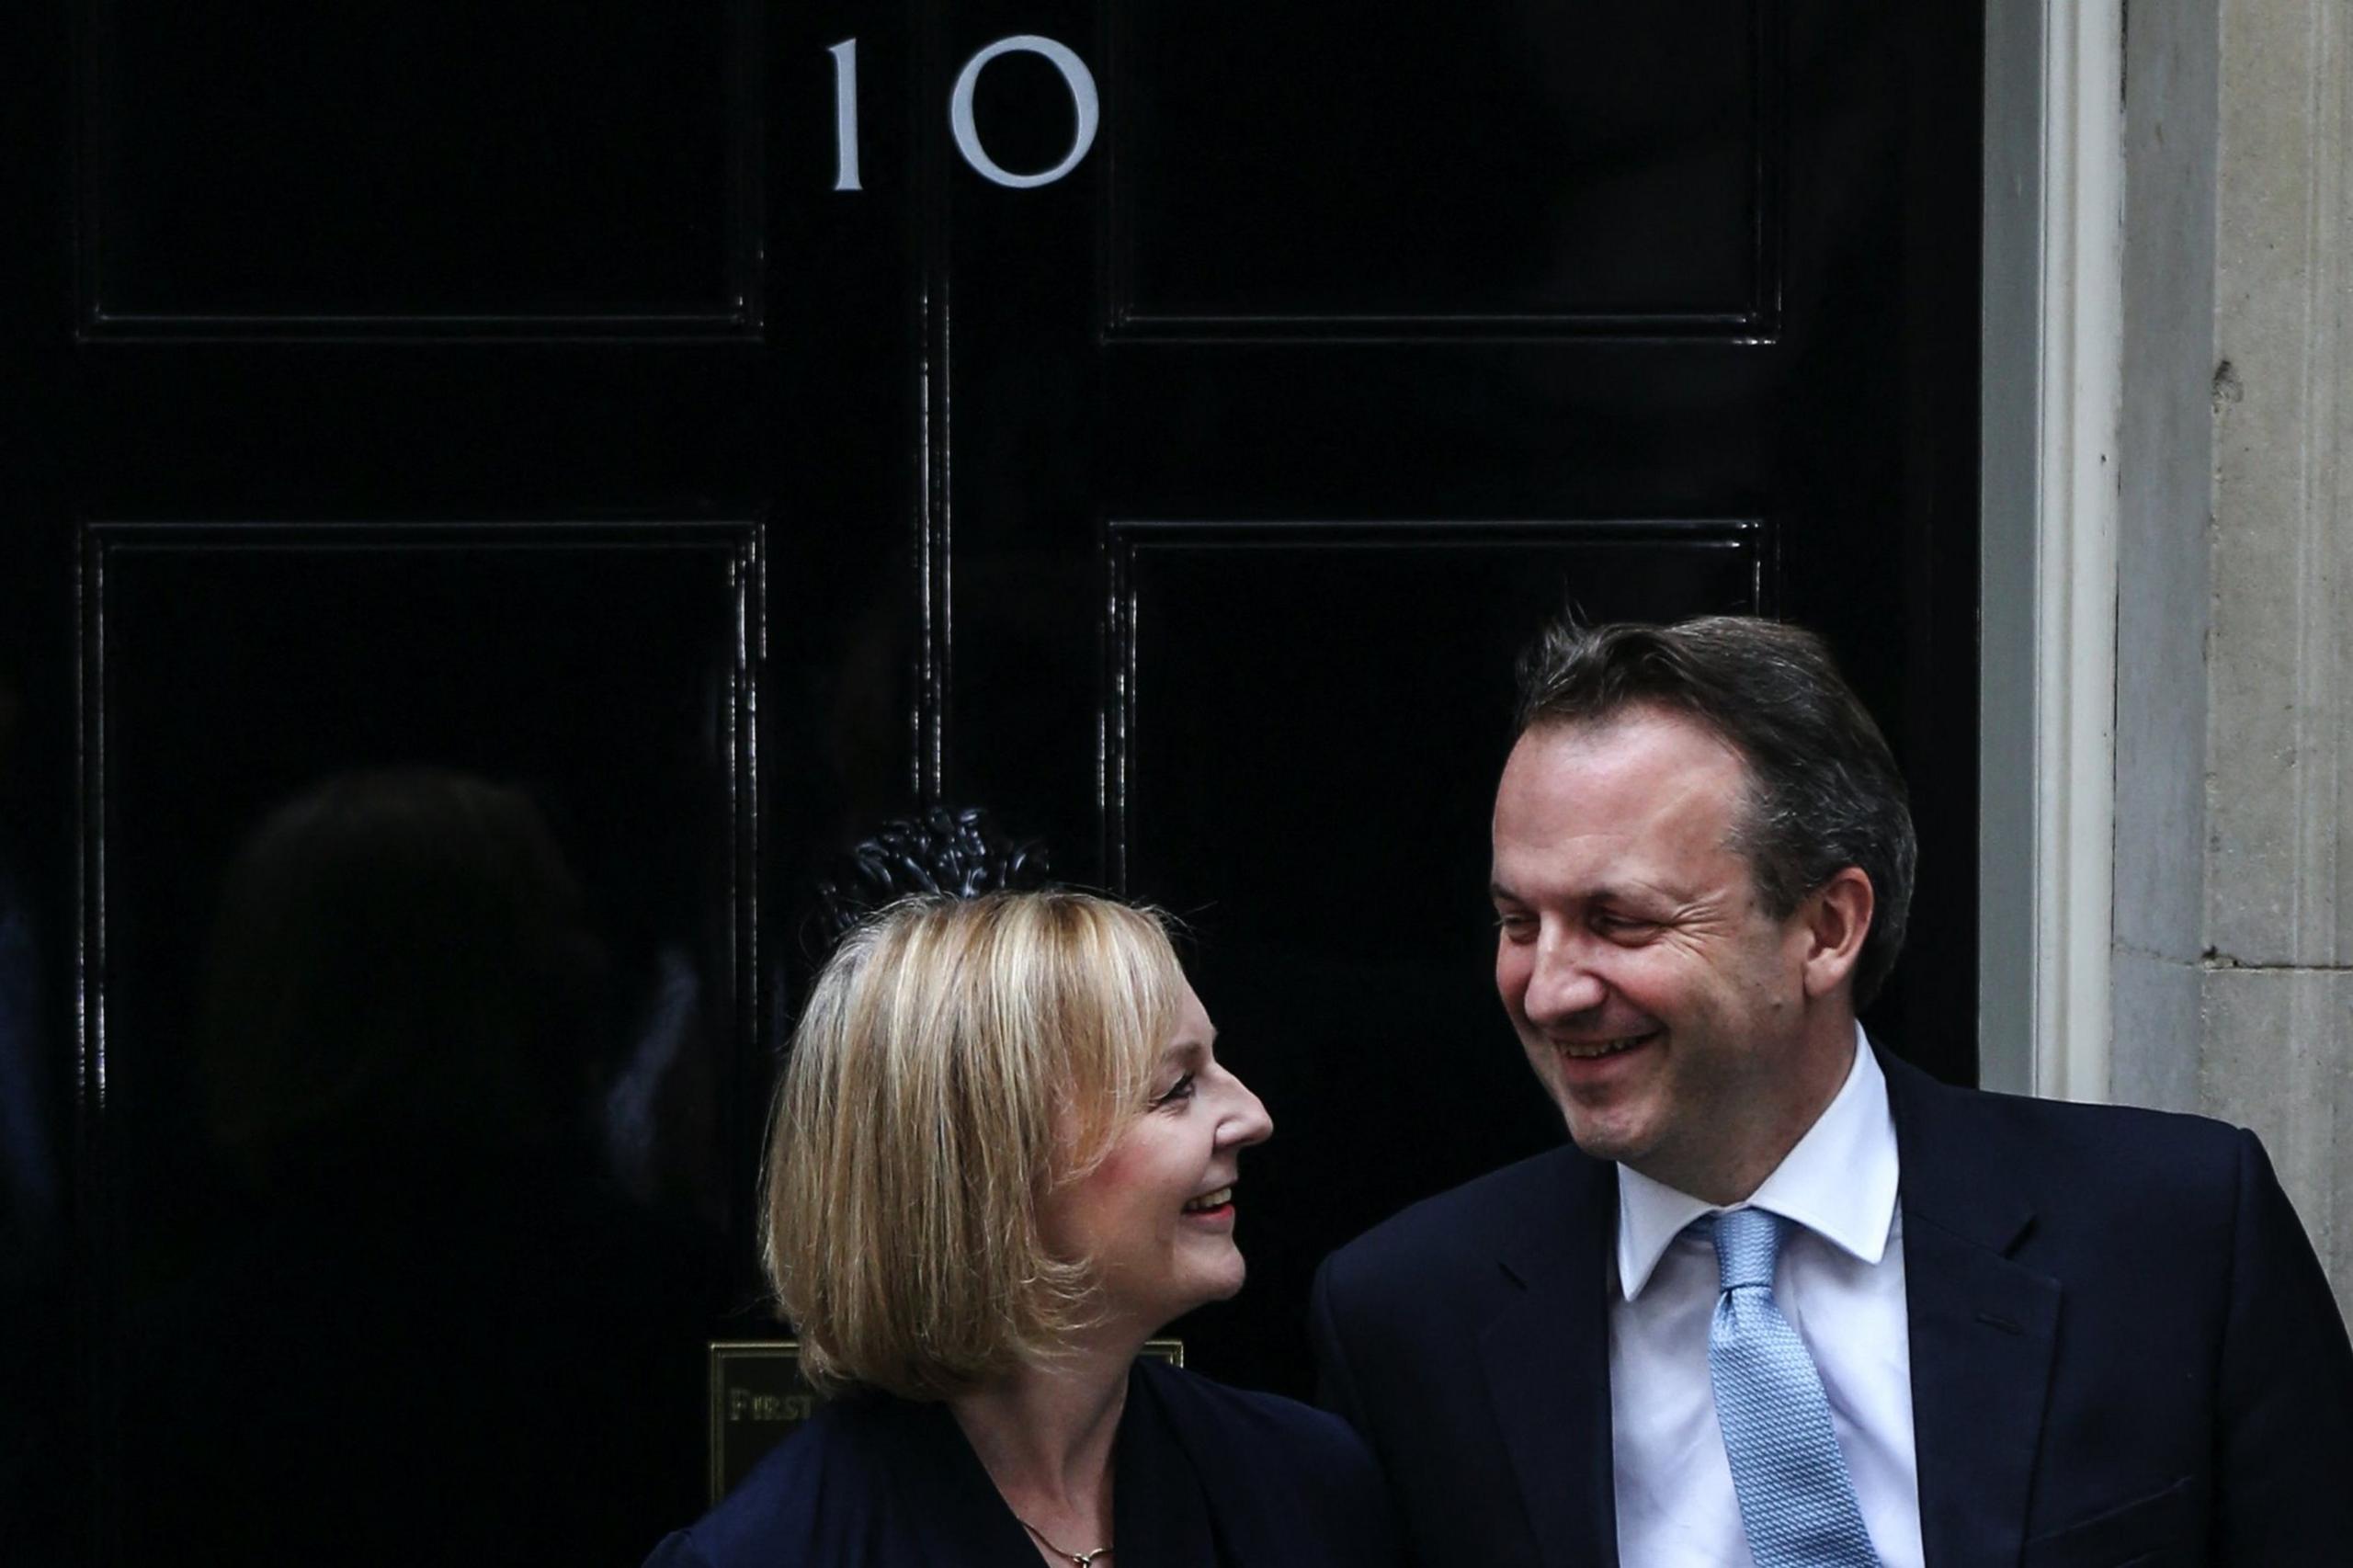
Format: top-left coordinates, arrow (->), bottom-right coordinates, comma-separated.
1513,615 -> 1915,1008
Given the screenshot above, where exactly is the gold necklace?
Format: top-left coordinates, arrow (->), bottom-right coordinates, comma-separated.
1015,1515 -> 1111,1568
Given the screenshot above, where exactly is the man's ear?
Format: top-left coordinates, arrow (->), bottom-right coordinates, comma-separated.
1798,867 -> 1874,1000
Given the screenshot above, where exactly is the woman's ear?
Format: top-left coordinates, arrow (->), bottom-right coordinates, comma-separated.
1799,867 -> 1874,1001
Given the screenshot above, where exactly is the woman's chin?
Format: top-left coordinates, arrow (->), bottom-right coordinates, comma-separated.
1122,1273 -> 1245,1336
1183,1254 -> 1250,1310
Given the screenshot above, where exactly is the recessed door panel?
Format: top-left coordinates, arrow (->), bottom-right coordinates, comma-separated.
85,524 -> 756,1563
79,0 -> 759,332
1108,2 -> 1772,335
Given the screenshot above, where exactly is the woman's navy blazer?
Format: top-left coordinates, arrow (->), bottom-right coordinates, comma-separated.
642,1356 -> 1402,1568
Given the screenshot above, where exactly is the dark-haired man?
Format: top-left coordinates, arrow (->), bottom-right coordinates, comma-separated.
1311,615 -> 2353,1566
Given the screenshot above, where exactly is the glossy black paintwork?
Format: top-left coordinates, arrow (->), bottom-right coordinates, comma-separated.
1109,3 -> 1773,332
0,1 -> 1982,1560
82,0 -> 758,331
86,528 -> 755,1562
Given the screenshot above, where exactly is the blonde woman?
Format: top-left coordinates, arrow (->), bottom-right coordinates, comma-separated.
642,891 -> 1399,1568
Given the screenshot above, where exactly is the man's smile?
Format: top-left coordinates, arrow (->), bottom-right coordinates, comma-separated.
1551,1030 -> 1660,1061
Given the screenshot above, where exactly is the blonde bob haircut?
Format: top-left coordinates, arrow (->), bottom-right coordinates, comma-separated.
764,889 -> 1184,1400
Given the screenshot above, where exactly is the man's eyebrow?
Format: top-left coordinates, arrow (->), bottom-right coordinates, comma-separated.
1492,880 -> 1655,907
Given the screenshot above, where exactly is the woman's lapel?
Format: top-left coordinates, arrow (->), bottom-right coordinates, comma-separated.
859,1395 -> 1045,1567
1111,1362 -> 1222,1568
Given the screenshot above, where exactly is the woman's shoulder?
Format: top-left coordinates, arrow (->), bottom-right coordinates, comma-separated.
635,1394 -> 915,1568
1135,1360 -> 1402,1564
1133,1358 -> 1381,1491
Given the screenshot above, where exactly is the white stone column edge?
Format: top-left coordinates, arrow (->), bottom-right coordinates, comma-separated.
1981,0 -> 2123,1100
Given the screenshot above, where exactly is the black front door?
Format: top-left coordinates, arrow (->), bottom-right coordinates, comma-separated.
0,2 -> 1980,1560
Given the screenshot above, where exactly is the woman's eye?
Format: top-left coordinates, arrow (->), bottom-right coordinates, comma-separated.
1154,1074 -> 1197,1108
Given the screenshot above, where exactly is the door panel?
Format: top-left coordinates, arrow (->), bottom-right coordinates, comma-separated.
1108,3 -> 1774,333
88,524 -> 754,1562
81,0 -> 761,333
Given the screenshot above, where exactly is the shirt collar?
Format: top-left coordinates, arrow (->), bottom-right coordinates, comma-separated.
1614,1024 -> 1899,1301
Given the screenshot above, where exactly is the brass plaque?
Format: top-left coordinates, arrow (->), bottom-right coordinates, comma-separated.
707,1338 -> 1185,1505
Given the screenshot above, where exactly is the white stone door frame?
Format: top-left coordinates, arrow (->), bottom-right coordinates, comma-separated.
1979,0 -> 2122,1098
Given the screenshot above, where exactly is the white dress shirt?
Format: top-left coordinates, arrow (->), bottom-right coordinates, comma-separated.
1608,1028 -> 1924,1568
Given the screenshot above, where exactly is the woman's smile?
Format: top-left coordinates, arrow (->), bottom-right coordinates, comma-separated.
1179,1184 -> 1237,1225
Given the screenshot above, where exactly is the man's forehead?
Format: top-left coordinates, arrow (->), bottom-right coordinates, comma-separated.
1500,711 -> 1748,818
1493,712 -> 1751,888
1490,822 -> 1679,888
1512,704 -> 1747,774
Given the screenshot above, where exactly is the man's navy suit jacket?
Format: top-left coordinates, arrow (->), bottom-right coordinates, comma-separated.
1310,1050 -> 2353,1567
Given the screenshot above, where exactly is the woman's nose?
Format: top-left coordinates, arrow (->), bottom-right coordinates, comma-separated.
1220,1075 -> 1274,1149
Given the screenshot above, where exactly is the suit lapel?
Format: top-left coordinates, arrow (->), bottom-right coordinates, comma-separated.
1110,1365 -> 1221,1568
1884,1052 -> 2061,1568
1480,1152 -> 1620,1568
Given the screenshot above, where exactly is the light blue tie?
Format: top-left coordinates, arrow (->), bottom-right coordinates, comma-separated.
1703,1209 -> 1881,1567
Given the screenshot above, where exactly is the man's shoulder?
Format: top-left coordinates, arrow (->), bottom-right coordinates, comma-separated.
1886,1051 -> 2253,1216
1320,1143 -> 1599,1301
1892,1052 -> 2244,1149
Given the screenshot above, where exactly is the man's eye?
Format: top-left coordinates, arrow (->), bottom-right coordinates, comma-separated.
1592,912 -> 1656,937
1154,1074 -> 1197,1108
1495,911 -> 1535,938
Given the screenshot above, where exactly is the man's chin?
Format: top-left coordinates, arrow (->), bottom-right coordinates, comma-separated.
1555,1103 -> 1654,1165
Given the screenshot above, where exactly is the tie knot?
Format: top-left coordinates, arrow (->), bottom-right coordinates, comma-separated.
1709,1207 -> 1785,1291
